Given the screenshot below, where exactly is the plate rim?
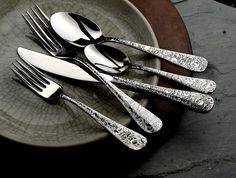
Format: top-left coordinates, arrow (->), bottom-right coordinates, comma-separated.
0,0 -> 160,147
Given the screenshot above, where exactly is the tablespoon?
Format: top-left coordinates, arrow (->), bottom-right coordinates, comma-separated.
50,12 -> 208,72
84,44 -> 216,94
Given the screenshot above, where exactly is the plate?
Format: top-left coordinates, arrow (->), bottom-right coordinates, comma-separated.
0,0 -> 159,147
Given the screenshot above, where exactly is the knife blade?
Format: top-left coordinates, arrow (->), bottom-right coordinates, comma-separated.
16,47 -> 214,112
17,47 -> 104,83
16,47 -> 157,93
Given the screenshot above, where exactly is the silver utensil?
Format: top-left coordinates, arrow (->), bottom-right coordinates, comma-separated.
84,44 -> 216,94
11,59 -> 147,150
17,47 -> 214,113
21,6 -> 215,112
23,8 -> 163,133
50,12 -> 208,72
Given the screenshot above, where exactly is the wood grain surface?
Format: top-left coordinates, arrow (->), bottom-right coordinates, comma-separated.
130,0 -> 192,118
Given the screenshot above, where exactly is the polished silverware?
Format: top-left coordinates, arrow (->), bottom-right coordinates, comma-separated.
85,44 -> 216,94
23,8 -> 163,133
20,6 -> 215,112
18,47 -> 214,113
11,59 -> 147,150
50,12 -> 208,72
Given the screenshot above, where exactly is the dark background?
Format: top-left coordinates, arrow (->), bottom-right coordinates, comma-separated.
214,0 -> 236,7
1,0 -> 236,178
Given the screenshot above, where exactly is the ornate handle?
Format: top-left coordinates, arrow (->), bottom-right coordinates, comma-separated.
61,94 -> 147,150
107,37 -> 208,72
131,64 -> 216,93
74,59 -> 162,133
111,76 -> 214,112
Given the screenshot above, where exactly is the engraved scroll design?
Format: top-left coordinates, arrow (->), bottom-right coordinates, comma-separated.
112,76 -> 215,112
61,94 -> 147,150
131,64 -> 216,93
108,38 -> 208,72
74,59 -> 163,133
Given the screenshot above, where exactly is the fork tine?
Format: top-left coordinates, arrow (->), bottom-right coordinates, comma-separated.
22,13 -> 56,53
34,4 -> 50,23
10,66 -> 37,90
16,58 -> 51,86
32,5 -> 50,29
26,11 -> 59,49
12,62 -> 43,92
12,59 -> 62,99
15,59 -> 46,87
30,7 -> 63,49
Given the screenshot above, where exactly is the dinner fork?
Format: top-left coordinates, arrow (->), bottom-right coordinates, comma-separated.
10,59 -> 147,150
22,5 -> 214,113
23,6 -> 163,133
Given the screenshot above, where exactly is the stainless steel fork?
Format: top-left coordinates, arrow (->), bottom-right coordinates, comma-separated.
22,5 -> 214,114
10,59 -> 147,150
23,6 -> 163,133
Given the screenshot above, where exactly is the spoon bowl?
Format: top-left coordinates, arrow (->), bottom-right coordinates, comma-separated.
51,12 -> 103,47
84,43 -> 130,74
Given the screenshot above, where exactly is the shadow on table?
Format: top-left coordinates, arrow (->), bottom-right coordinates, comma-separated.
0,103 -> 183,178
214,0 -> 236,8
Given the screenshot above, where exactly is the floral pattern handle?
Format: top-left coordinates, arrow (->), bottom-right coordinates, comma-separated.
131,64 -> 216,93
107,37 -> 208,72
74,59 -> 163,133
111,76 -> 214,112
61,94 -> 147,150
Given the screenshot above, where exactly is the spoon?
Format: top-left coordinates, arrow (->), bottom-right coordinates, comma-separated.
50,12 -> 208,72
84,44 -> 216,94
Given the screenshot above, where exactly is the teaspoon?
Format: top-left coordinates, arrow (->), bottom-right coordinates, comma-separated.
84,44 -> 216,94
50,12 -> 208,72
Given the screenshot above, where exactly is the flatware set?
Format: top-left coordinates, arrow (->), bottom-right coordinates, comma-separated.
9,4 -> 216,149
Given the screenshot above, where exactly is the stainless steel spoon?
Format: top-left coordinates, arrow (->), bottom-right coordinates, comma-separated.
50,12 -> 208,72
84,44 -> 216,94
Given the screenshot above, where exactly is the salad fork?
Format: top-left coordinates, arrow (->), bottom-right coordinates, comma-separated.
10,59 -> 147,150
21,5 -> 214,113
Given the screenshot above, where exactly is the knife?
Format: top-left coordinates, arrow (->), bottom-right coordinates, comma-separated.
17,47 -> 214,112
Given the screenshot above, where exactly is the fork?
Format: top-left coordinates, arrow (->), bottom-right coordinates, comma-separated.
10,59 -> 147,150
22,5 -> 214,113
23,6 -> 163,134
